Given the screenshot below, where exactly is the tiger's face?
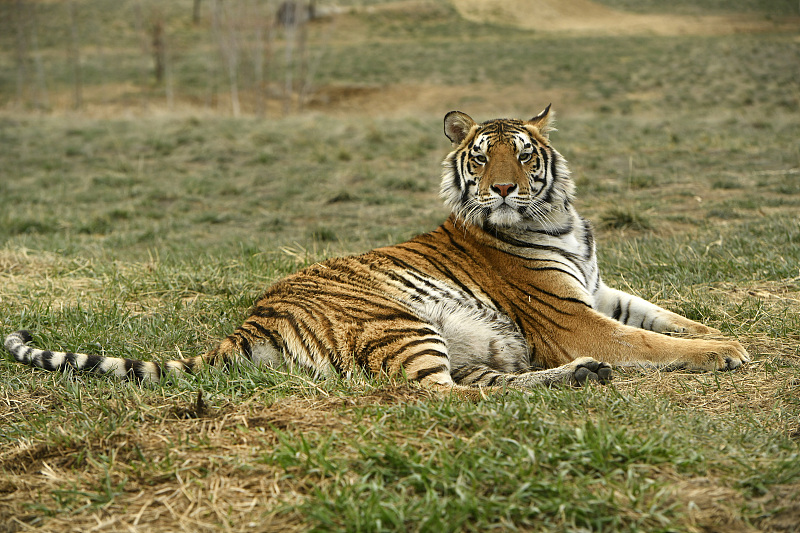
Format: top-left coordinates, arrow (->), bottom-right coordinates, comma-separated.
440,106 -> 573,229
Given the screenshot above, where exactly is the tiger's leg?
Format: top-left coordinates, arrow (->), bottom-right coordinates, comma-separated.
594,283 -> 720,334
451,359 -> 613,389
545,303 -> 749,371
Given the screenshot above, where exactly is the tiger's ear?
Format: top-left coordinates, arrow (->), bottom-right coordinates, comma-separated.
527,104 -> 555,138
444,111 -> 476,145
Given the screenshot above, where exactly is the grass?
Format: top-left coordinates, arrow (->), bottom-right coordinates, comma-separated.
2,1 -> 800,531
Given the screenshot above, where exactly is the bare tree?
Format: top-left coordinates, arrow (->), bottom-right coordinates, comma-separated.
29,2 -> 50,110
300,3 -> 333,110
294,4 -> 309,111
193,0 -> 203,25
153,13 -> 175,109
152,17 -> 165,84
213,0 -> 241,116
276,1 -> 319,113
251,0 -> 275,117
134,0 -> 150,110
253,18 -> 266,116
14,0 -> 28,108
68,0 -> 83,109
281,1 -> 298,114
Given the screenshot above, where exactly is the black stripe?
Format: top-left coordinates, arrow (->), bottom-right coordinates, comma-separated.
612,301 -> 623,320
271,306 -> 328,367
401,269 -> 469,304
20,346 -> 34,363
456,152 -> 467,189
539,149 -> 556,201
245,319 -> 278,340
402,242 -> 509,313
380,250 -> 483,305
438,224 -> 473,257
582,218 -> 595,257
65,351 -> 79,369
84,354 -> 104,371
385,269 -> 429,296
238,334 -> 253,361
244,320 -> 285,353
402,334 -> 444,348
512,298 -> 563,332
464,368 -> 494,385
620,301 -> 631,324
379,341 -> 447,372
39,350 -> 56,370
360,328 -> 435,367
486,374 -> 502,387
394,348 -> 448,371
450,364 -> 476,382
505,277 -> 590,312
534,219 -> 574,237
460,365 -> 491,383
523,264 -> 585,286
492,232 -> 583,262
182,358 -> 197,373
414,364 -> 449,381
278,302 -> 343,371
589,271 -> 601,294
294,295 -> 361,336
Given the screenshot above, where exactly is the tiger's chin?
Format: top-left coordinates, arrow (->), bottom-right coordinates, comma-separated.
486,206 -> 524,228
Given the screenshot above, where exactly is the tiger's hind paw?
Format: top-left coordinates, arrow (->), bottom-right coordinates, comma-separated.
571,357 -> 613,386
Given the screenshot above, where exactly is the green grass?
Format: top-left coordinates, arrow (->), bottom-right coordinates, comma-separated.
2,1 -> 800,531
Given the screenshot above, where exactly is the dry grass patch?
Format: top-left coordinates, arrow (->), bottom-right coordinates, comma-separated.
614,355 -> 798,423
0,382 -> 436,532
661,474 -> 755,533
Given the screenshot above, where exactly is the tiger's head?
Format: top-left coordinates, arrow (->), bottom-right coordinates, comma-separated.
440,106 -> 574,230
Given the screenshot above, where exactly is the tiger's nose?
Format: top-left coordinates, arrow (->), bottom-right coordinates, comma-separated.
491,183 -> 517,198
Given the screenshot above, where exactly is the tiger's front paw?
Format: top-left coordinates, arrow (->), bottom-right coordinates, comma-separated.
718,340 -> 750,370
652,310 -> 722,335
570,357 -> 613,386
664,321 -> 721,335
686,324 -> 721,335
691,340 -> 750,371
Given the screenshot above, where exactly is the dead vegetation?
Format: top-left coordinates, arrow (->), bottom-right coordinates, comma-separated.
0,382 -> 435,532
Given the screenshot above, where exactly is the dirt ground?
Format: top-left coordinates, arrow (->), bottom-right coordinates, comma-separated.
449,0 -> 800,35
307,82 -> 575,119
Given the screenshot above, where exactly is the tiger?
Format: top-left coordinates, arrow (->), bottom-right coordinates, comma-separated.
4,106 -> 750,395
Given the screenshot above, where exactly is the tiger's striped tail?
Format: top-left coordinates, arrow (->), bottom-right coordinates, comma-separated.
4,330 -> 197,383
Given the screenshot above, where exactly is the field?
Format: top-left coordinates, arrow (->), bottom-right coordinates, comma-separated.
2,0 -> 800,531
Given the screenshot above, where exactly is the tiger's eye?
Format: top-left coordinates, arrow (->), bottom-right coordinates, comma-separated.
519,153 -> 532,163
474,155 -> 487,165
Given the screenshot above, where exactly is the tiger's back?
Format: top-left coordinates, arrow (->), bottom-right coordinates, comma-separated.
5,106 -> 750,392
